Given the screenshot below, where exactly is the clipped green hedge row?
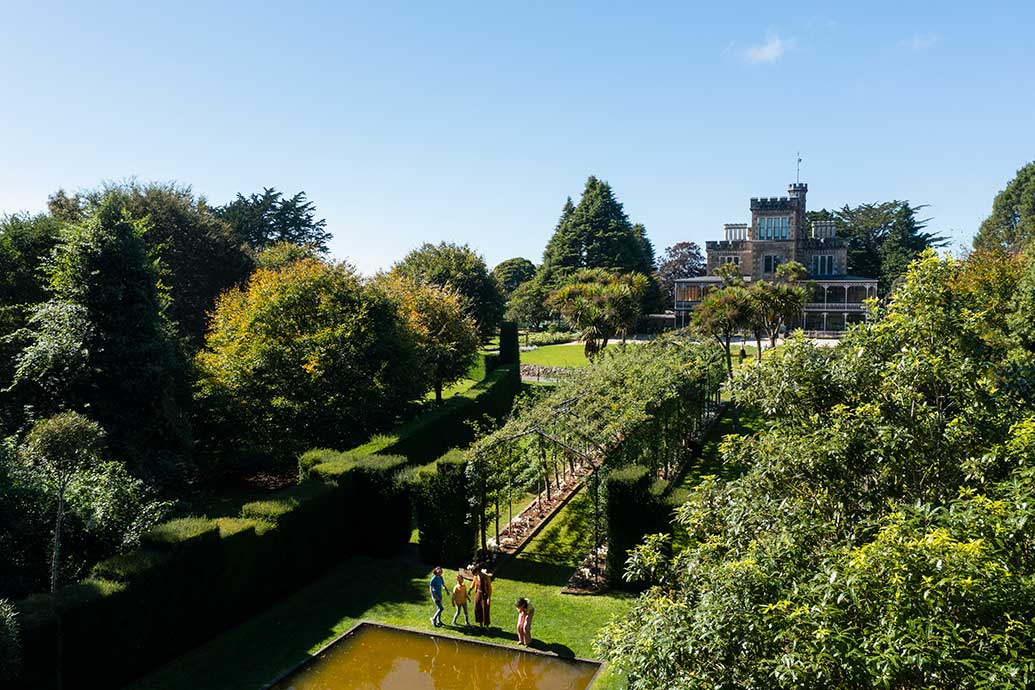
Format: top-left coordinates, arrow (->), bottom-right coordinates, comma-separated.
408,449 -> 476,565
466,351 -> 500,382
13,457 -> 412,690
348,363 -> 521,466
605,465 -> 672,588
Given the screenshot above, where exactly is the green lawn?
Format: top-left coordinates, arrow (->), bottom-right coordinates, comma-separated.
521,342 -> 590,368
125,492 -> 634,690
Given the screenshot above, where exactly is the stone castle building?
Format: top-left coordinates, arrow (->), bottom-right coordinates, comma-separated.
674,182 -> 878,333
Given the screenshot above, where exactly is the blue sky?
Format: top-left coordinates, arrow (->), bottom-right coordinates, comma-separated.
2,1 -> 1033,274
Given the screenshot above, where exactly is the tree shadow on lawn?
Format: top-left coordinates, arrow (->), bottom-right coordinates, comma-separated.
501,557 -> 577,588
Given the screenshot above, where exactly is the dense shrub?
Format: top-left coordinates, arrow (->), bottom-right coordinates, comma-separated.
520,330 -> 578,346
598,253 -> 1035,689
0,599 -> 19,684
410,450 -> 476,564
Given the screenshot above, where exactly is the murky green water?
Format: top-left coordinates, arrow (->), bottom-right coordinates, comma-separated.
268,623 -> 600,690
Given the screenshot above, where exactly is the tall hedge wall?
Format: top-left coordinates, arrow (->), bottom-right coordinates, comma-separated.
347,363 -> 520,466
605,465 -> 671,588
12,457 -> 412,690
498,321 -> 519,365
409,450 -> 476,565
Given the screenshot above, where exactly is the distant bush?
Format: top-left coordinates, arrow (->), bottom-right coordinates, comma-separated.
523,330 -> 578,346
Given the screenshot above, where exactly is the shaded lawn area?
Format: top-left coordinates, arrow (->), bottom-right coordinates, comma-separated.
125,496 -> 634,690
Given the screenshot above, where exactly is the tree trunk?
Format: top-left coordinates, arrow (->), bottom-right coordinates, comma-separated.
435,379 -> 443,404
51,482 -> 65,593
755,330 -> 763,362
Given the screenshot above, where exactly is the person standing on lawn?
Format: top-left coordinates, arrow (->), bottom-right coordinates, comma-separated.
429,566 -> 445,627
515,597 -> 535,646
451,571 -> 470,626
471,565 -> 492,627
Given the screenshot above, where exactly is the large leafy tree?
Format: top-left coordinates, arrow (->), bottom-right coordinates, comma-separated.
537,177 -> 660,310
491,257 -> 536,297
8,198 -> 190,480
974,160 -> 1035,252
51,183 -> 255,347
809,202 -> 946,294
504,277 -> 552,330
195,258 -> 424,468
0,213 -> 63,432
391,242 -> 504,340
375,275 -> 479,403
216,187 -> 330,252
547,268 -> 648,357
599,251 -> 1035,689
0,213 -> 62,309
656,241 -> 705,304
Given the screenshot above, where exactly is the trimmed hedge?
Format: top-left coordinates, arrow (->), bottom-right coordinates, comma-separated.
13,456 -> 415,690
499,321 -> 519,365
605,465 -> 671,588
409,450 -> 476,565
466,351 -> 500,382
348,364 -> 520,466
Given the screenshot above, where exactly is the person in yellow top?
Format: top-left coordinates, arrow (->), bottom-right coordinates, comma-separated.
451,571 -> 470,626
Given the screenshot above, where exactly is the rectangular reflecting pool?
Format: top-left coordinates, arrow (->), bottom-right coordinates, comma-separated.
266,622 -> 601,690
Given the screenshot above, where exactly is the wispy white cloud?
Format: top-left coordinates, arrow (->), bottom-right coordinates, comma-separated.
902,33 -> 938,51
738,30 -> 795,64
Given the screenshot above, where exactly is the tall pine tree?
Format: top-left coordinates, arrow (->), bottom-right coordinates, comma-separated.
537,177 -> 660,309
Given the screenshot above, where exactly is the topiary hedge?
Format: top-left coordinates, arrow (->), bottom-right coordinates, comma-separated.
13,454 -> 415,690
409,450 -> 475,565
605,465 -> 671,588
348,364 -> 520,466
499,321 -> 519,365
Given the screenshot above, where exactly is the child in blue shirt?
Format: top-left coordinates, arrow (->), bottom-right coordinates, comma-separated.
429,566 -> 445,627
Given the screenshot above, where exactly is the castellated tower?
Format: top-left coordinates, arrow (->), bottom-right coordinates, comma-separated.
788,182 -> 807,239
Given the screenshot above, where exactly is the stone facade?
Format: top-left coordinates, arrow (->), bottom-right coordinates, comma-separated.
677,181 -> 878,334
705,182 -> 850,280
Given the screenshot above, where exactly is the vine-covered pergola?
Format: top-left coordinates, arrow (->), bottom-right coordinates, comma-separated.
465,337 -> 727,568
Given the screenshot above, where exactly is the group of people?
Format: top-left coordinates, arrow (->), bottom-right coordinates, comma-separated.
428,565 -> 535,646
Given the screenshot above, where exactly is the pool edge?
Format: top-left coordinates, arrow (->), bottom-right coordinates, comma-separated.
258,619 -> 605,690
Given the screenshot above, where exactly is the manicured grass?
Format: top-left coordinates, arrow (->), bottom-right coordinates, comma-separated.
124,497 -> 634,690
521,342 -> 591,368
